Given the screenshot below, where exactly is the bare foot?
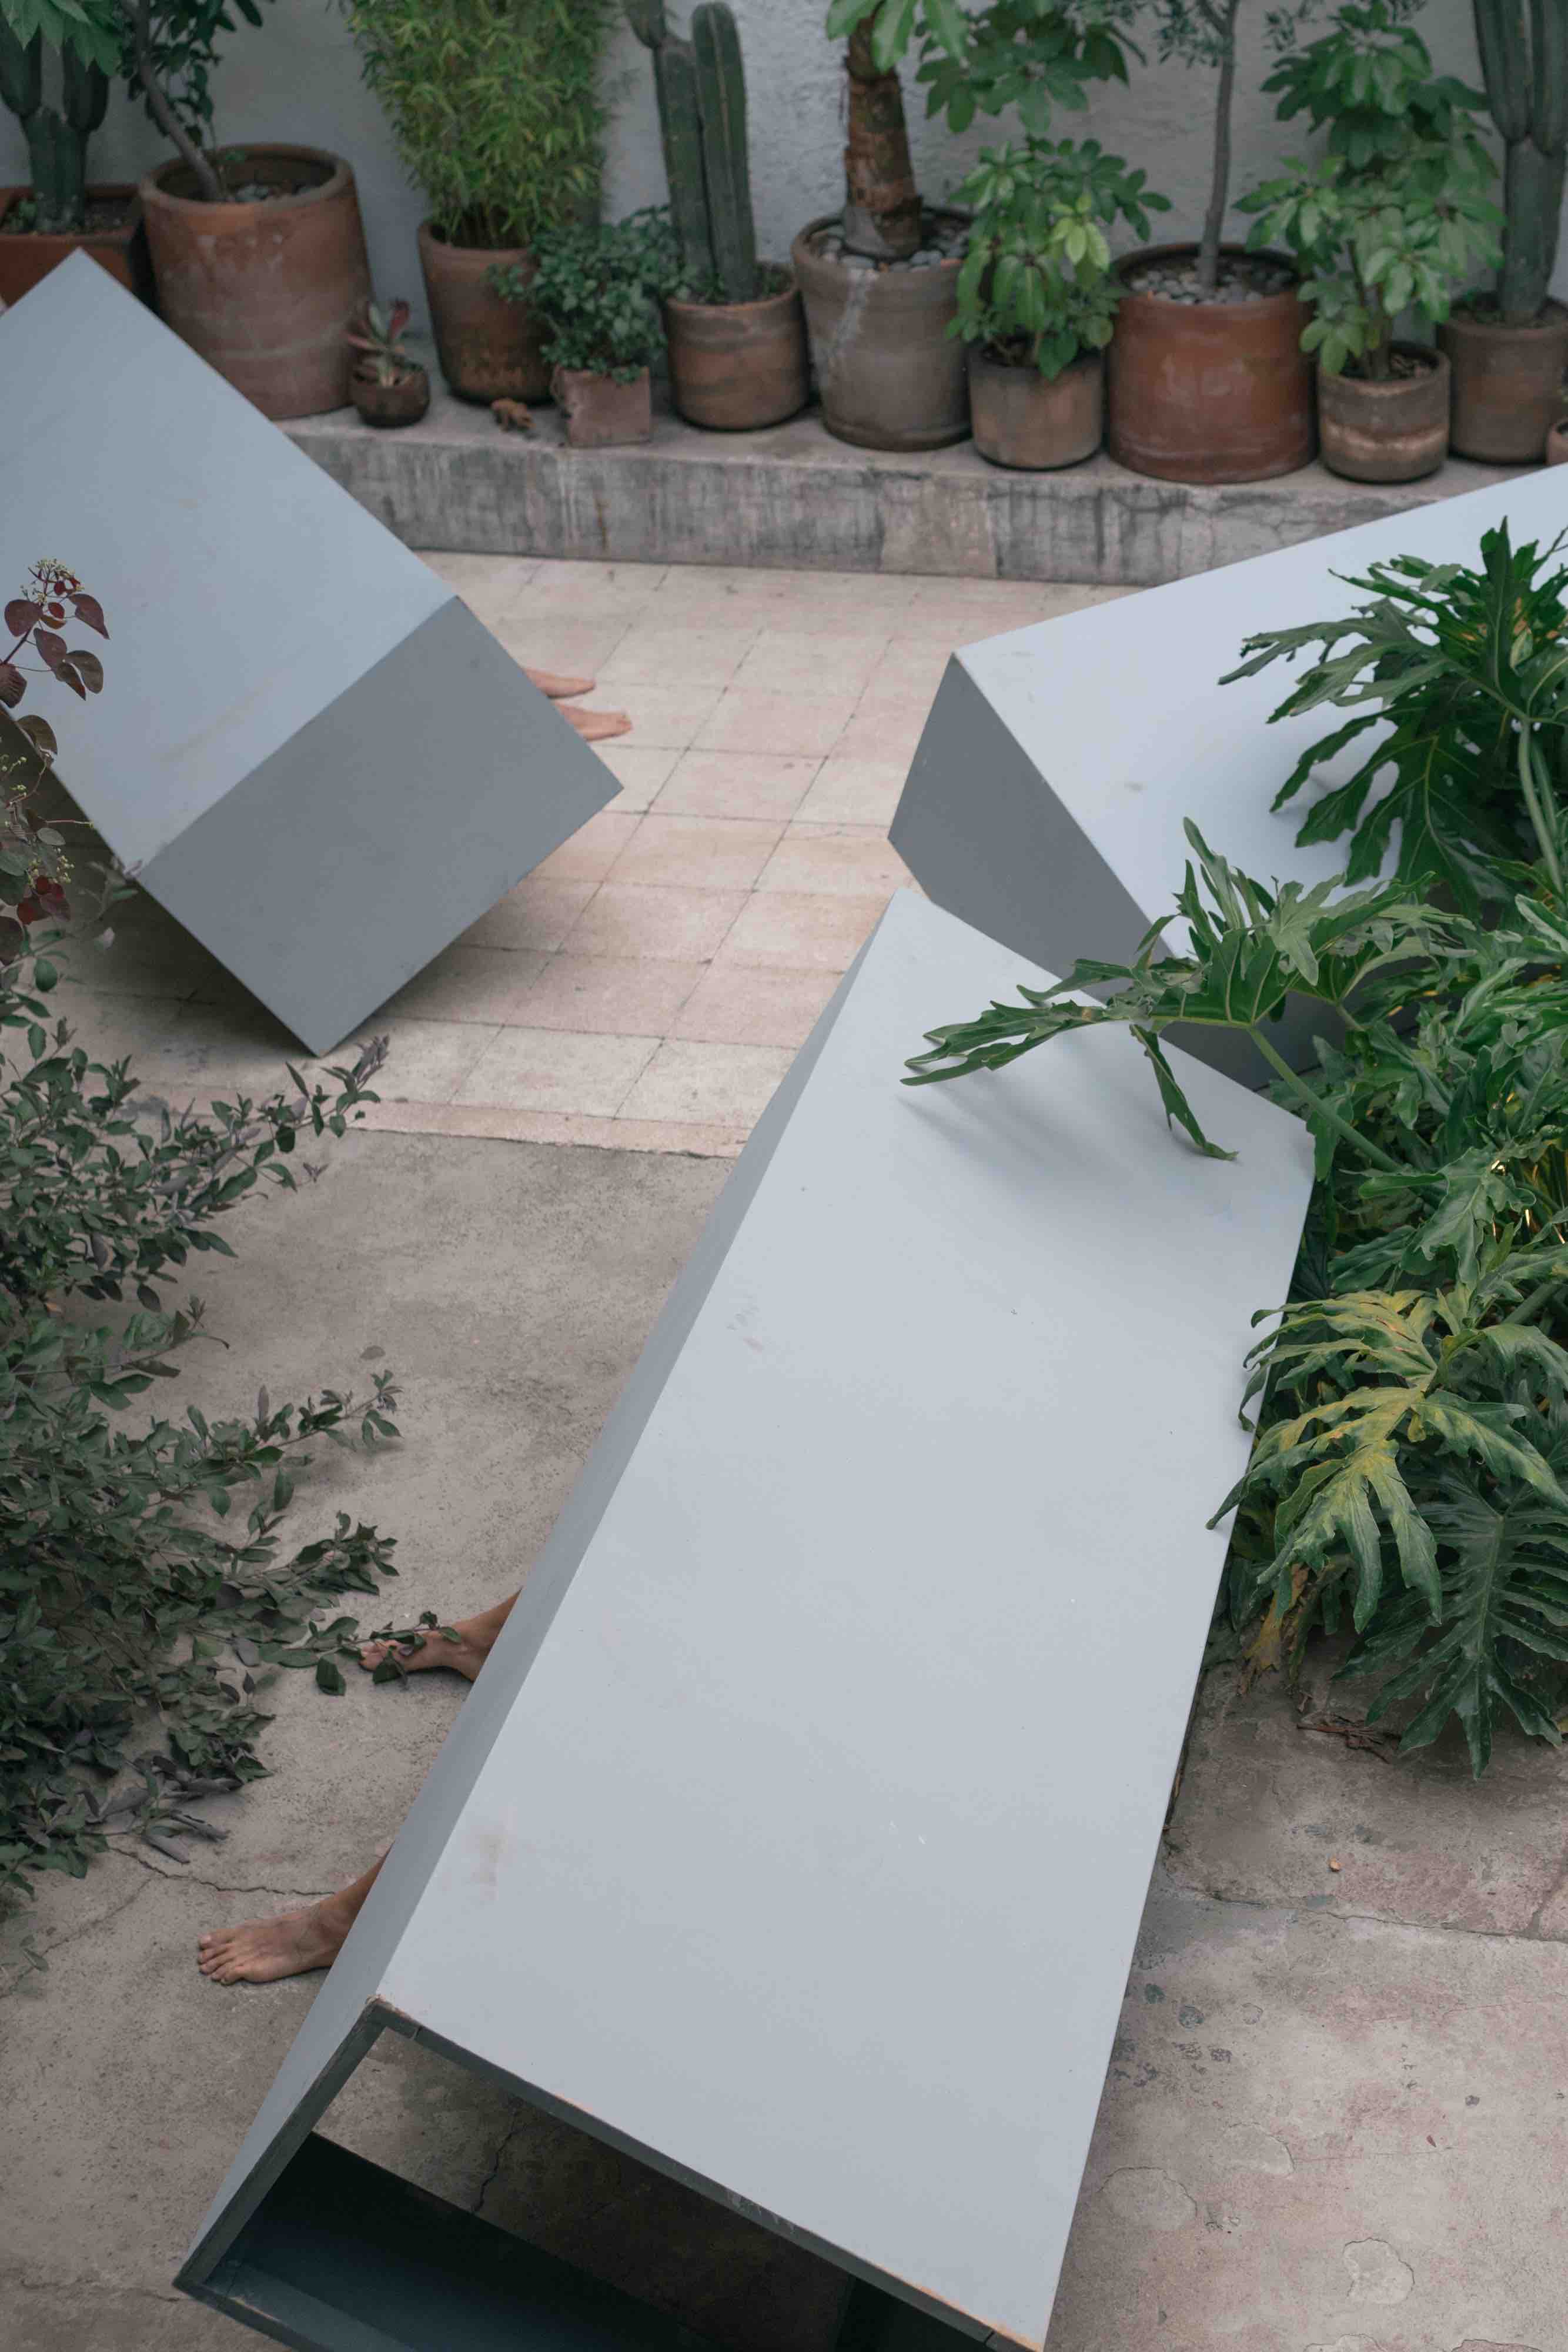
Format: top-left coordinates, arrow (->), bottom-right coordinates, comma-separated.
524,666 -> 596,701
563,706 -> 633,743
197,1890 -> 357,1986
358,1595 -> 517,1684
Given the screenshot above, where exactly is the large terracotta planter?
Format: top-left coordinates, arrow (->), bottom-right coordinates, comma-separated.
968,346 -> 1102,470
141,146 -> 369,417
1437,301 -> 1568,463
664,277 -> 808,430
1318,346 -> 1449,483
419,223 -> 548,405
791,212 -> 968,451
1106,243 -> 1314,484
551,365 -> 653,449
0,183 -> 154,308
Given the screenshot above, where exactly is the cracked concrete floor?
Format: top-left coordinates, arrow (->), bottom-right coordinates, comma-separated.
2,1127 -> 1565,2352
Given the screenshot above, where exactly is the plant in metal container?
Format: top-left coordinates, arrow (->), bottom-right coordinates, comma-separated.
346,0 -> 614,406
625,0 -> 808,432
1439,1 -> 1568,461
954,136 -> 1169,470
346,297 -> 430,430
1241,2 -> 1500,483
499,210 -> 681,447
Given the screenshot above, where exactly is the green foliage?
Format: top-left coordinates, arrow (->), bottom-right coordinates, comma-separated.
825,0 -> 1142,136
346,0 -> 614,249
951,136 -> 1169,378
907,533 -> 1568,1776
1472,0 -> 1567,325
624,0 -> 759,303
0,24 -> 106,235
1240,2 -> 1500,377
499,209 -> 681,380
0,0 -> 120,77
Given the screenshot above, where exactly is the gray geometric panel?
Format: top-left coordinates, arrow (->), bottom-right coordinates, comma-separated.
0,257 -> 615,1054
892,470 -> 1568,1086
179,889 -> 1314,2352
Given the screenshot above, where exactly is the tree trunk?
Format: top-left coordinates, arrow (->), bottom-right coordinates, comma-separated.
840,24 -> 921,262
130,0 -> 225,202
1196,1 -> 1239,298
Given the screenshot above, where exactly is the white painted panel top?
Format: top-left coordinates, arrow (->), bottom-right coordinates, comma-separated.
0,258 -> 448,867
961,471 -> 1568,938
378,890 -> 1314,2348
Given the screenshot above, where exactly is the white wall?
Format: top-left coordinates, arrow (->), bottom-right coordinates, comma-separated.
4,0 -> 1566,331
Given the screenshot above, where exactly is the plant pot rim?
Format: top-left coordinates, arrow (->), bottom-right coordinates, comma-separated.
792,209 -> 969,275
0,181 -> 145,236
353,360 -> 428,386
551,362 -> 651,385
1321,343 -> 1449,397
1445,295 -> 1568,339
141,143 -> 353,220
419,218 -> 536,263
968,342 -> 1101,378
1115,241 -> 1302,315
665,273 -> 799,320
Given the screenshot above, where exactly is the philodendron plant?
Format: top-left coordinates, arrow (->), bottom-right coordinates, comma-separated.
908,526 -> 1568,1778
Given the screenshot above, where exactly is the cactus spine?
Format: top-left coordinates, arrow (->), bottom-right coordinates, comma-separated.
624,0 -> 759,303
1472,0 -> 1567,326
0,25 -> 108,239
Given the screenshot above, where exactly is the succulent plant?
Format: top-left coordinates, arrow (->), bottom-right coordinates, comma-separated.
346,298 -> 419,387
624,0 -> 759,302
0,24 -> 108,238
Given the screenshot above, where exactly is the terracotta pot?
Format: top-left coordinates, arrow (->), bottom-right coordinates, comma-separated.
1106,243 -> 1314,484
140,146 -> 369,417
418,223 -> 547,405
1437,301 -> 1568,463
968,346 -> 1102,470
0,183 -> 154,308
664,277 -> 809,430
350,364 -> 430,429
1318,345 -> 1450,483
551,365 -> 653,449
791,212 -> 968,450
1547,419 -> 1568,467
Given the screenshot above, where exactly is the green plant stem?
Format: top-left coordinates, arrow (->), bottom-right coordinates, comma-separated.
1246,1024 -> 1404,1172
1517,722 -> 1567,901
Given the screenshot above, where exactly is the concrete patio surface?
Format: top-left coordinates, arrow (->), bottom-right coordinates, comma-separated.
1,1124 -> 1563,2352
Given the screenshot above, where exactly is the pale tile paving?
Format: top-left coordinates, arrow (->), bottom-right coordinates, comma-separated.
55,554 -> 1131,1158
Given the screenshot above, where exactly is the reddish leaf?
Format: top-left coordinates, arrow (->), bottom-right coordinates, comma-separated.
52,660 -> 87,700
0,662 -> 23,708
4,599 -> 42,637
33,627 -> 66,670
15,715 -> 57,757
69,592 -> 108,637
45,600 -> 65,621
65,646 -> 104,693
15,897 -> 39,924
388,298 -> 410,338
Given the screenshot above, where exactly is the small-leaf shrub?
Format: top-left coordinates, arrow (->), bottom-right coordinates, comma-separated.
499,211 -> 683,382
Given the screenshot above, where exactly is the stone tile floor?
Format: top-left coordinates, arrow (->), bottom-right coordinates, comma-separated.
61,555 -> 1131,1157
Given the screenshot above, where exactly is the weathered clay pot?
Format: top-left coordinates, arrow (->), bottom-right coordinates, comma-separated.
1106,243 -> 1314,484
664,277 -> 809,430
791,211 -> 968,450
141,146 -> 369,417
350,365 -> 430,429
551,365 -> 653,449
1547,419 -> 1568,467
418,222 -> 548,404
968,346 -> 1102,470
1318,346 -> 1449,483
1437,301 -> 1568,463
0,183 -> 154,307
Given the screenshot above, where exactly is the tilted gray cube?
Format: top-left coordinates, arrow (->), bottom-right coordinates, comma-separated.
0,257 -> 617,1055
892,472 -> 1568,1088
178,889 -> 1313,2352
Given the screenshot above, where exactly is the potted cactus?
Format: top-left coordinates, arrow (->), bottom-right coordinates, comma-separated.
0,24 -> 152,306
346,296 -> 430,427
1438,0 -> 1568,462
625,0 -> 808,432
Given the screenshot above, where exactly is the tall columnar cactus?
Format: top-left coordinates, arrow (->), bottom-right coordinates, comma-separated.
1473,0 -> 1567,326
624,0 -> 760,302
0,26 -> 108,238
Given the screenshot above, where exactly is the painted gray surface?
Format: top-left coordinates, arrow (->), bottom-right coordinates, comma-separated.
0,258 -> 616,1054
892,469 -> 1568,1083
182,889 -> 1313,2351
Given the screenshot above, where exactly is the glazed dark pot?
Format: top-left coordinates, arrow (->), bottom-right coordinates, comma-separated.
1106,243 -> 1314,485
351,365 -> 430,428
1438,301 -> 1568,463
1318,345 -> 1449,483
791,211 -> 968,451
551,365 -> 653,448
664,277 -> 809,430
419,222 -> 548,404
968,346 -> 1102,469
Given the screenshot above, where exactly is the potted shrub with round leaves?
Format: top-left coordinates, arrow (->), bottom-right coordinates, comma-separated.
0,15 -> 153,306
1439,0 -> 1568,462
624,0 -> 808,432
346,297 -> 430,428
499,211 -> 680,447
1241,3 -> 1501,482
346,0 -> 614,405
954,136 -> 1169,469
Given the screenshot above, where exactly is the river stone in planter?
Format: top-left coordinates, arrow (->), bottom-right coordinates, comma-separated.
0,257 -> 616,1054
891,469 -> 1568,1089
178,887 -> 1313,2352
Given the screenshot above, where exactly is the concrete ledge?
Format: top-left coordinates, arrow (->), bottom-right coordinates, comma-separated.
285,377 -> 1519,587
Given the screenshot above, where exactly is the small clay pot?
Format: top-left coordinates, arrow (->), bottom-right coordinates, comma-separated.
968,346 -> 1102,470
1438,301 -> 1568,463
0,183 -> 154,308
351,364 -> 430,428
1318,345 -> 1450,483
551,365 -> 653,449
419,222 -> 548,404
664,276 -> 809,430
1546,419 -> 1568,467
1106,243 -> 1314,485
791,211 -> 969,451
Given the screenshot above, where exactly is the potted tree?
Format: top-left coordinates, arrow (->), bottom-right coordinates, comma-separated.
346,0 -> 613,406
346,296 -> 430,427
625,0 -> 808,432
1439,0 -> 1568,463
955,136 -> 1169,469
1241,2 -> 1501,482
499,210 -> 679,447
0,19 -> 153,305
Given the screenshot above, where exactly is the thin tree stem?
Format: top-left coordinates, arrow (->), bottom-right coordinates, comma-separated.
126,0 -> 224,202
1197,0 -> 1239,297
1517,722 -> 1567,900
1247,1025 -> 1403,1172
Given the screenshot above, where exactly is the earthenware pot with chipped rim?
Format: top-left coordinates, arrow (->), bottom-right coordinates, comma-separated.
1317,344 -> 1450,483
1106,241 -> 1315,485
790,209 -> 969,451
663,272 -> 808,430
968,345 -> 1103,469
